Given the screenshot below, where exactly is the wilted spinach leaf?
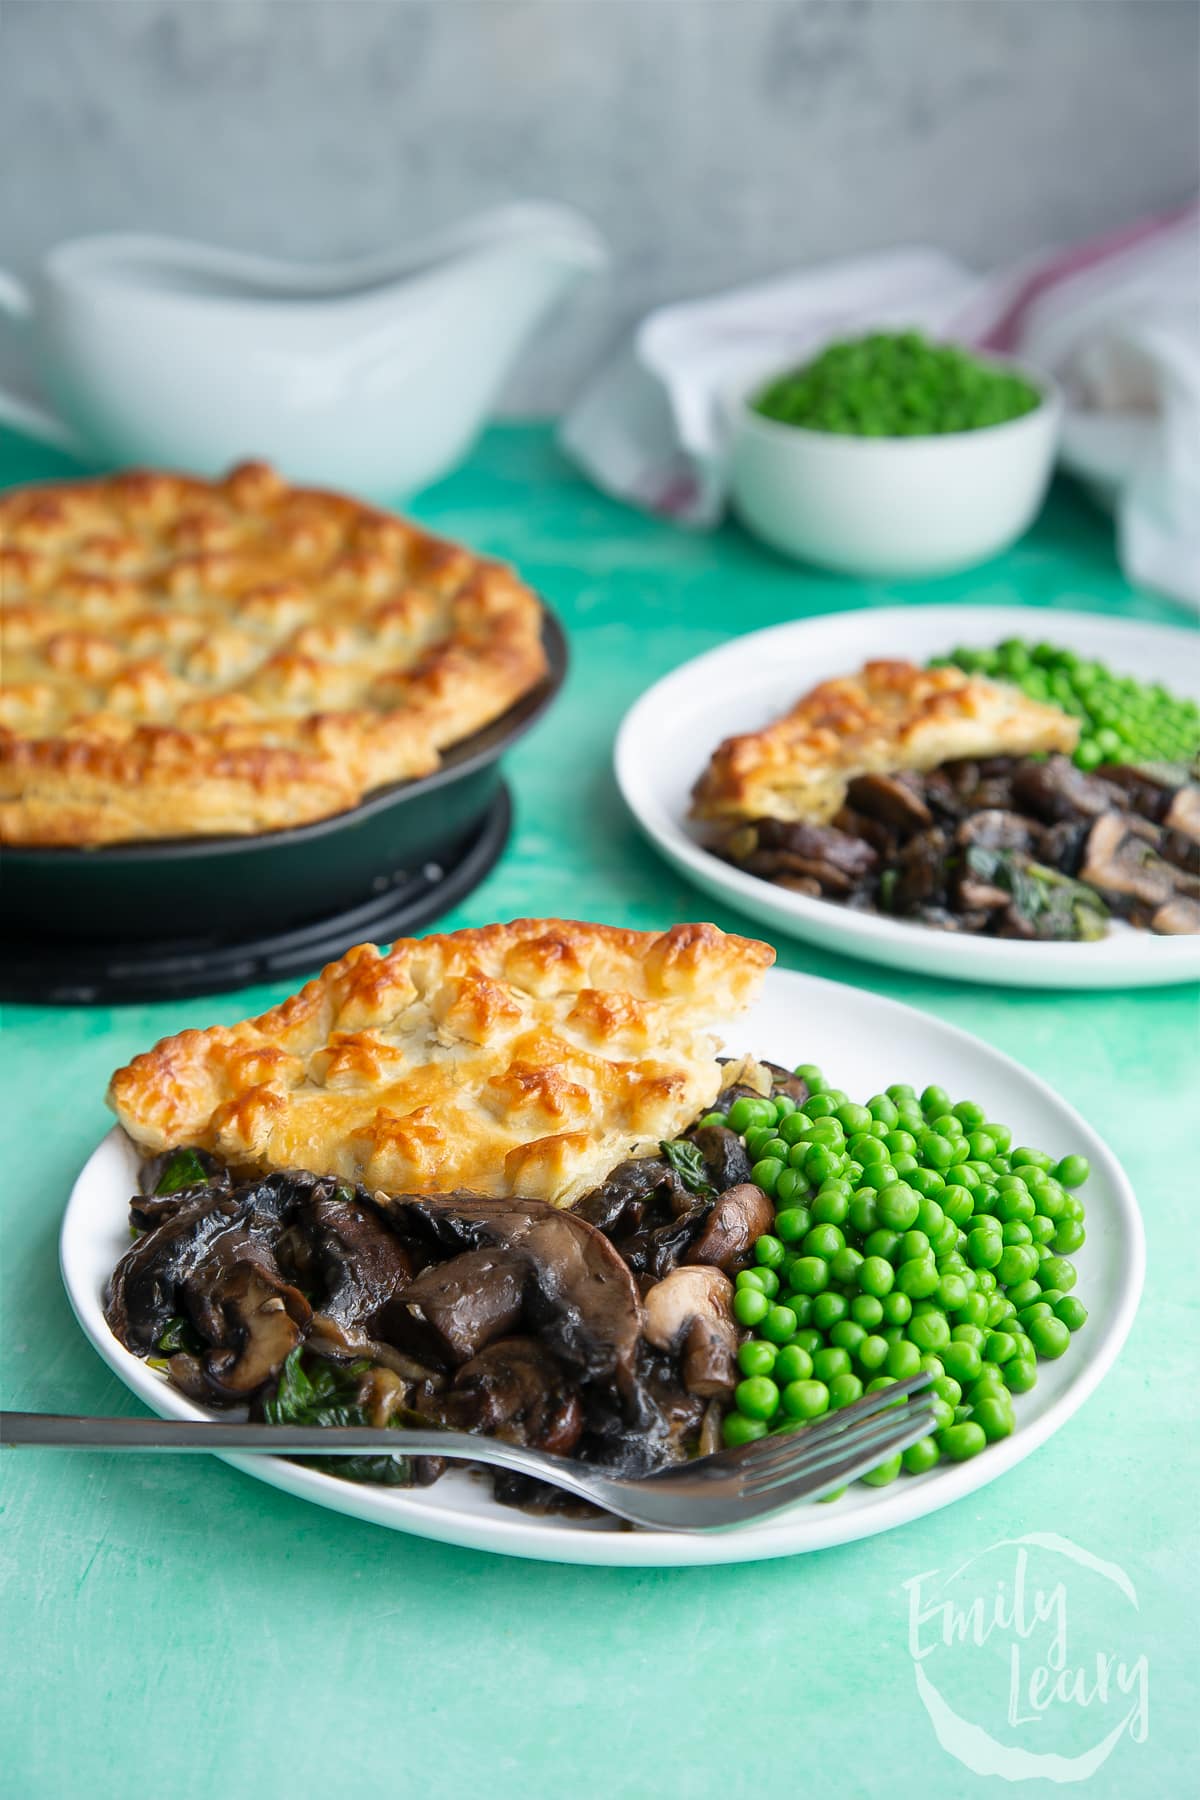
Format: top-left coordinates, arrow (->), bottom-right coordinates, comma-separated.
659,1138 -> 714,1195
264,1348 -> 412,1487
153,1148 -> 211,1196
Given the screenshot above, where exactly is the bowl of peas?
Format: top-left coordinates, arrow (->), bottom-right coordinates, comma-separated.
727,331 -> 1061,577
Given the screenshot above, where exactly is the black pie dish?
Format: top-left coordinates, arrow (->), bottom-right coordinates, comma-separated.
0,607 -> 566,942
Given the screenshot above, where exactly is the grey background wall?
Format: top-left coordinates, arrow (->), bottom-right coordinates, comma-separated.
2,0 -> 1197,410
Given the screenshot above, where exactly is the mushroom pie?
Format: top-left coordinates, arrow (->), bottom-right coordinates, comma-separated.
104,918 -> 779,1492
691,659 -> 1200,939
0,462 -> 547,845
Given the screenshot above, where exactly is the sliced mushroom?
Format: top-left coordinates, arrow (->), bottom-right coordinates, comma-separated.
956,809 -> 1035,853
685,1183 -> 775,1274
1011,756 -> 1121,824
383,1246 -> 528,1365
1164,785 -> 1200,844
1079,812 -> 1178,910
846,771 -> 933,833
201,1261 -> 312,1398
642,1265 -> 738,1398
427,1337 -> 585,1456
1150,895 -> 1200,934
571,1156 -> 690,1235
686,1124 -> 753,1192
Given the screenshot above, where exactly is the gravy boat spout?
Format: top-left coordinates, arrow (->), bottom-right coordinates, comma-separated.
0,204 -> 609,495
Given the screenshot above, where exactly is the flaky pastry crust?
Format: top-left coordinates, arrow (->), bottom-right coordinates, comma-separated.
107,918 -> 775,1208
691,659 -> 1079,827
0,462 -> 548,845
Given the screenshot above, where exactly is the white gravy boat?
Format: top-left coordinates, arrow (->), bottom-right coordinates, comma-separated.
0,203 -> 607,496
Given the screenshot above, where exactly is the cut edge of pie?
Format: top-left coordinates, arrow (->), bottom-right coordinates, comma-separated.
107,917 -> 777,1208
0,461 -> 548,845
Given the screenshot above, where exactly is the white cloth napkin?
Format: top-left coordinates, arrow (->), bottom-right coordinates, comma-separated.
561,207 -> 1200,610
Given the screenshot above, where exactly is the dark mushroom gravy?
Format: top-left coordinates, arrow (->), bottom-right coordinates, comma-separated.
104,1065 -> 801,1513
717,756 -> 1200,939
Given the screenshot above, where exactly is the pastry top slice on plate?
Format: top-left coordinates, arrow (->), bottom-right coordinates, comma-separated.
107,918 -> 775,1208
0,461 -> 547,845
691,658 -> 1079,827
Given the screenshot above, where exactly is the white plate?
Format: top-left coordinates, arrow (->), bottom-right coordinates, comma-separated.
60,969 -> 1143,1567
615,605 -> 1200,987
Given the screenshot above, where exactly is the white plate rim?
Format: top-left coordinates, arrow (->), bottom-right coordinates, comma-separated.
59,967 -> 1145,1567
614,604 -> 1200,989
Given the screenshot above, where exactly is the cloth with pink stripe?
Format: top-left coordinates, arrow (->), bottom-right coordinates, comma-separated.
560,206 -> 1200,609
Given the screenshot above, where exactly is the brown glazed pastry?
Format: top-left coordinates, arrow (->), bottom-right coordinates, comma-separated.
0,461 -> 548,844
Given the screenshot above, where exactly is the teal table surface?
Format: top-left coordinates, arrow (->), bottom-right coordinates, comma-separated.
1,424 -> 1196,1800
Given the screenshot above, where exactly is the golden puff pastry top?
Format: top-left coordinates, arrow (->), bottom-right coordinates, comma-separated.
692,659 -> 1079,827
0,462 -> 547,845
107,918 -> 776,1208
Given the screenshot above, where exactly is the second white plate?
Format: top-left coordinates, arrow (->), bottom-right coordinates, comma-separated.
615,605 -> 1200,988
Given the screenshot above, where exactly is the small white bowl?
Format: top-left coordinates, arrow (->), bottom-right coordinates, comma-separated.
727,355 -> 1061,577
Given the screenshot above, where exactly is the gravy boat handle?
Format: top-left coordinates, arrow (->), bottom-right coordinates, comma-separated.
0,267 -> 89,456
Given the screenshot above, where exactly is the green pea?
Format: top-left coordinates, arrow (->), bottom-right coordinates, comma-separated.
966,1228 -> 1003,1270
774,1205 -> 812,1243
761,1303 -> 800,1345
781,1379 -> 830,1420
794,1063 -> 824,1088
733,1287 -> 770,1327
773,1344 -> 814,1384
868,1094 -> 900,1127
1054,1296 -> 1088,1332
921,1085 -> 952,1116
1012,1146 -> 1055,1173
737,1340 -> 778,1378
902,1437 -> 941,1475
728,1096 -> 776,1134
941,1341 -> 983,1384
811,1291 -> 849,1331
1055,1154 -> 1090,1189
907,1310 -> 950,1353
734,1376 -> 780,1421
779,1111 -> 813,1146
804,1223 -> 846,1261
876,1183 -> 920,1230
744,1126 -> 777,1160
974,1396 -> 1015,1442
851,1294 -> 885,1329
997,1244 -> 1039,1287
909,1166 -> 946,1198
935,1272 -> 969,1311
860,1453 -> 903,1487
830,1320 -> 867,1355
857,1335 -> 890,1372
696,1112 -> 728,1130
828,1372 -> 864,1410
1029,1315 -> 1071,1360
754,1233 -> 785,1269
881,1291 -> 912,1326
860,1162 -> 900,1192
789,1255 -> 830,1297
896,1256 -> 939,1299
847,1193 -> 880,1236
722,1413 -> 768,1446
813,1346 -> 852,1383
1053,1218 -> 1086,1255
940,1185 -> 975,1227
858,1255 -> 895,1298
885,1339 -> 922,1381
828,1246 -> 864,1286
938,1421 -> 987,1461
793,1328 -> 823,1355
811,1188 -> 850,1226
1039,1255 -> 1077,1293
984,1330 -> 1018,1364
750,1158 -> 786,1197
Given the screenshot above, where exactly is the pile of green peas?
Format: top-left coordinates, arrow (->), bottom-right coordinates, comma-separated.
752,332 -> 1043,438
934,638 -> 1200,771
705,1068 -> 1090,1486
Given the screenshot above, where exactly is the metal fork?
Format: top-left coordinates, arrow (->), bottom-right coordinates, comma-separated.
0,1374 -> 934,1532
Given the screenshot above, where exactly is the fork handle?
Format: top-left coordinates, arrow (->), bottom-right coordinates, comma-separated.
0,1410 -> 564,1470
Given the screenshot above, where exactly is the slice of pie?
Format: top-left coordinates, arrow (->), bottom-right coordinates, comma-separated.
691,658 -> 1079,828
107,918 -> 775,1207
0,461 -> 547,845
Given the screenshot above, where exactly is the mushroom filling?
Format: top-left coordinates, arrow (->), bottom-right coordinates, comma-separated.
716,756 -> 1200,938
105,1074 -> 798,1512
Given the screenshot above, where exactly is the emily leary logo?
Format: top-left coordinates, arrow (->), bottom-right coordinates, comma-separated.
903,1533 -> 1149,1783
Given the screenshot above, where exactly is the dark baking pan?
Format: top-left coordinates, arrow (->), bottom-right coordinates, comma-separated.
1,608 -> 565,942
0,785 -> 513,1005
